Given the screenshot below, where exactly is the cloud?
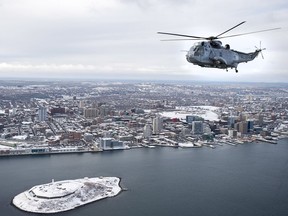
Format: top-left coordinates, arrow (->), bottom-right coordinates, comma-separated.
0,0 -> 287,82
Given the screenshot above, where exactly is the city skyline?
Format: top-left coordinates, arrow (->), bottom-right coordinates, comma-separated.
0,79 -> 287,155
0,0 -> 287,82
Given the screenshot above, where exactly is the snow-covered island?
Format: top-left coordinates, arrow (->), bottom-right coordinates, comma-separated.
12,177 -> 122,214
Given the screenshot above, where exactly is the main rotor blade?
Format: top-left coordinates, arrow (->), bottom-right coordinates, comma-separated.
216,21 -> 246,38
160,38 -> 201,41
218,27 -> 281,39
157,32 -> 206,39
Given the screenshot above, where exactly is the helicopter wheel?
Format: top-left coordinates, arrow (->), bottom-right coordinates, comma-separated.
235,69 -> 238,73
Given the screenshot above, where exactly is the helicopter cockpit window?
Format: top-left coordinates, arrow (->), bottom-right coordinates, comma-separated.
194,46 -> 204,56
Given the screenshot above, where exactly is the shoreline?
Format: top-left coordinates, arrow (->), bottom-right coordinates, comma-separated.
2,136 -> 287,157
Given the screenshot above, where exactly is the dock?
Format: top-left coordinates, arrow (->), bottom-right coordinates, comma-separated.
256,138 -> 277,144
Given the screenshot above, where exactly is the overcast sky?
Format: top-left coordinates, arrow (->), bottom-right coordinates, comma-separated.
0,0 -> 287,82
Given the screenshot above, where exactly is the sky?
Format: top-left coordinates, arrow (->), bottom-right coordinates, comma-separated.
0,0 -> 287,82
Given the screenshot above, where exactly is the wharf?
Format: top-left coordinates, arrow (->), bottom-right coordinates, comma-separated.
223,141 -> 237,146
256,138 -> 277,144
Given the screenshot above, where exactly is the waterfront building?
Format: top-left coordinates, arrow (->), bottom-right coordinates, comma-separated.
186,116 -> 197,124
153,116 -> 163,134
247,120 -> 254,132
143,124 -> 152,139
234,122 -> 239,131
181,128 -> 191,137
100,138 -> 124,150
227,116 -> 236,128
186,115 -> 203,124
228,129 -> 238,138
192,121 -> 203,135
239,121 -> 248,134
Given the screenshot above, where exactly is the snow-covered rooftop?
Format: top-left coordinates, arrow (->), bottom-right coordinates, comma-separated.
31,180 -> 80,199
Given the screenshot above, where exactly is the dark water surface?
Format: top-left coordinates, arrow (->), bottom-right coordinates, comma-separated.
1,140 -> 288,216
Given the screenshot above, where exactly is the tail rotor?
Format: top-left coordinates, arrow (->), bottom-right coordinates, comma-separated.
255,41 -> 266,59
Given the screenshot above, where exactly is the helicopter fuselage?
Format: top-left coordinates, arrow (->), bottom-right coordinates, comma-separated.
158,21 -> 278,73
186,41 -> 260,72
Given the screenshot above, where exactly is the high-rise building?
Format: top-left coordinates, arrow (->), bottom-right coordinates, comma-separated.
38,106 -> 47,122
186,116 -> 196,124
192,121 -> 203,135
153,117 -> 162,134
234,122 -> 240,131
143,124 -> 152,139
247,120 -> 254,132
227,116 -> 236,128
239,121 -> 248,134
186,115 -> 203,124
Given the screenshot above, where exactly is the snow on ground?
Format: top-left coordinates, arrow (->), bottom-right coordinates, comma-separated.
160,106 -> 219,121
178,143 -> 195,148
12,135 -> 28,140
13,177 -> 122,214
0,144 -> 14,149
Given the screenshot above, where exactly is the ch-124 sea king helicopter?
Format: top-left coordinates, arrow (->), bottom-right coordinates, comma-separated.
157,21 -> 280,73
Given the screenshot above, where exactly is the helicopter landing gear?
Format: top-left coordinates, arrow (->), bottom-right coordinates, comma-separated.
235,69 -> 238,73
226,69 -> 228,72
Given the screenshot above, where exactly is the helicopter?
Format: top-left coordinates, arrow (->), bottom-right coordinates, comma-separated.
157,21 -> 280,73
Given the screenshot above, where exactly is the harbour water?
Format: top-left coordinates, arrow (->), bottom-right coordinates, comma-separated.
1,139 -> 288,216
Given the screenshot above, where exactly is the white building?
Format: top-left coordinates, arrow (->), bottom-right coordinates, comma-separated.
143,124 -> 152,139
